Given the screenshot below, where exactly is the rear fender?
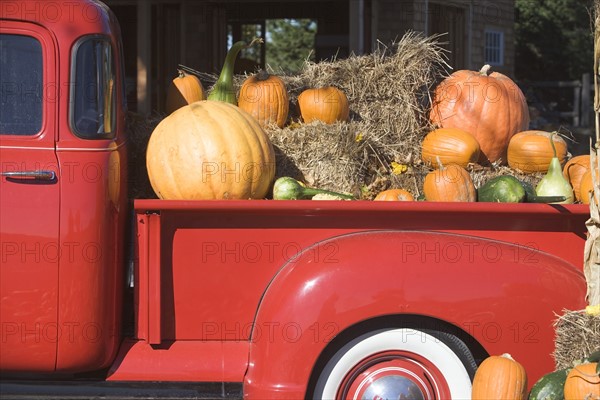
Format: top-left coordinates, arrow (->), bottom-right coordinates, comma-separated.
244,230 -> 586,399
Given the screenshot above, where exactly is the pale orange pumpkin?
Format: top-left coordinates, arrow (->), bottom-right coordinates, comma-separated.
563,362 -> 599,400
423,164 -> 476,202
563,155 -> 591,202
430,65 -> 530,164
298,87 -> 349,124
580,167 -> 599,205
421,127 -> 481,168
165,70 -> 206,114
471,353 -> 527,400
507,130 -> 568,173
238,70 -> 289,128
374,189 -> 415,201
146,101 -> 275,200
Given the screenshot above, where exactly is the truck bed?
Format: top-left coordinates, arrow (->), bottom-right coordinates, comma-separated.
118,199 -> 589,395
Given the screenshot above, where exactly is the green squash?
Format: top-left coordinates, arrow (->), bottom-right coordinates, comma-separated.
528,368 -> 569,400
477,175 -> 526,203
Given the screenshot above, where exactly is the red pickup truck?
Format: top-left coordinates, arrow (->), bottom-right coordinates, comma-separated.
0,1 -> 591,399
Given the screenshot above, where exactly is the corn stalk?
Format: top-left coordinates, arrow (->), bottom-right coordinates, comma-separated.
584,0 -> 600,307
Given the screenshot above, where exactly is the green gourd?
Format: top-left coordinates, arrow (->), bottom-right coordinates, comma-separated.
535,133 -> 574,204
208,38 -> 262,105
272,177 -> 354,200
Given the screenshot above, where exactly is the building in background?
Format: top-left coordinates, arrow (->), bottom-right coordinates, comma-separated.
103,0 -> 516,114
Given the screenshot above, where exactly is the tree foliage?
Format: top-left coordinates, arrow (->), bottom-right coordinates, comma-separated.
515,0 -> 594,81
266,19 -> 316,73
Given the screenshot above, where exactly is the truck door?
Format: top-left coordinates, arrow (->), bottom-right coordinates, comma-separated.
0,22 -> 60,372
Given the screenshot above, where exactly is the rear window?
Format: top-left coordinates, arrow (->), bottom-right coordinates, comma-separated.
70,36 -> 116,139
0,34 -> 43,135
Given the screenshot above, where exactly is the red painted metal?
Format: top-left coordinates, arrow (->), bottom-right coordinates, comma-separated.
0,19 -> 60,372
129,200 -> 588,397
149,213 -> 162,345
107,339 -> 249,382
1,0 -> 127,373
242,227 -> 586,399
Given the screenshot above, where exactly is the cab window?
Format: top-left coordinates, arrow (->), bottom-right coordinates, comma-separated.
0,34 -> 43,135
71,36 -> 116,139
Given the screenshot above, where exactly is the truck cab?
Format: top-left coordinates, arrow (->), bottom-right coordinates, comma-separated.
0,0 -> 127,373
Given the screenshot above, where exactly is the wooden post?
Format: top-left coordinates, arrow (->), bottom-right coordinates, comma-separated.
595,0 -> 600,147
137,2 -> 151,115
573,81 -> 581,127
582,73 -> 592,128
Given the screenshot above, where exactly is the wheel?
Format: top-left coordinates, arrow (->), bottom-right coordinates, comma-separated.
312,328 -> 475,400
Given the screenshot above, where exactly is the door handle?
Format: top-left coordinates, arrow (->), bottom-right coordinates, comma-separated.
1,170 -> 56,181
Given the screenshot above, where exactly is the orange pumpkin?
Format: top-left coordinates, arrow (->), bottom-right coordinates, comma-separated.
298,87 -> 349,124
430,65 -> 529,165
165,70 -> 206,114
423,164 -> 476,202
563,362 -> 599,400
563,155 -> 591,202
238,71 -> 289,128
146,101 -> 275,200
471,353 -> 528,400
580,167 -> 599,205
507,130 -> 568,173
421,127 -> 481,168
374,189 -> 415,201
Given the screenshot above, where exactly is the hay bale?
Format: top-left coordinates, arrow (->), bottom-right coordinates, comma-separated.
553,310 -> 600,369
262,32 -> 450,197
267,120 -> 370,195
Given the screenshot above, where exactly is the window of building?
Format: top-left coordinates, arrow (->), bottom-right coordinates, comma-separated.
0,34 -> 43,135
70,36 -> 116,139
484,29 -> 504,66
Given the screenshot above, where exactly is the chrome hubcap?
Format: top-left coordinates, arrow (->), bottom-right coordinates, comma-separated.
339,352 -> 450,400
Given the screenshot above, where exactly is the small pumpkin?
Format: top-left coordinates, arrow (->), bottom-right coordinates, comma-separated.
298,87 -> 349,124
423,163 -> 476,202
563,362 -> 599,400
238,70 -> 289,128
471,353 -> 527,400
146,101 -> 275,200
507,130 -> 567,173
374,189 -> 415,201
421,127 -> 481,168
430,64 -> 530,164
165,70 -> 206,114
563,155 -> 591,202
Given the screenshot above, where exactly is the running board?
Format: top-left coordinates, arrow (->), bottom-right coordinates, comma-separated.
0,381 -> 243,399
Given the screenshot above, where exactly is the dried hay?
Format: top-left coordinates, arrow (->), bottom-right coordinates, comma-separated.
553,310 -> 600,370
